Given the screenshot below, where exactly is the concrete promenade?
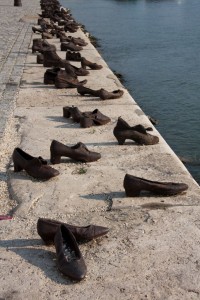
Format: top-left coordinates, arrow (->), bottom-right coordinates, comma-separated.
0,0 -> 200,299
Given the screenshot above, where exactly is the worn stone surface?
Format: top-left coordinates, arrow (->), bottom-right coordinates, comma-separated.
0,1 -> 200,299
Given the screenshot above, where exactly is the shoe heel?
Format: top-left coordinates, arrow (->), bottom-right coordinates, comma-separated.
14,163 -> 23,172
42,238 -> 53,246
117,137 -> 125,145
50,155 -> 61,164
63,107 -> 71,118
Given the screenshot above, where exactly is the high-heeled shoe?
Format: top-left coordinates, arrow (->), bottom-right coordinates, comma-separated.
50,140 -> 101,164
123,174 -> 188,196
113,117 -> 159,145
63,106 -> 85,122
12,148 -> 59,180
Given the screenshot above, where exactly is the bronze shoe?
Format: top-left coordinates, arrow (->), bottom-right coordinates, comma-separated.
42,32 -> 53,39
37,217 -> 109,245
65,51 -> 82,61
55,70 -> 87,88
113,117 -> 159,145
65,63 -> 89,76
61,42 -> 83,52
77,85 -> 101,97
44,67 -> 61,84
123,174 -> 188,196
98,88 -> 124,100
63,106 -> 83,122
12,148 -> 59,180
64,24 -> 78,33
14,0 -> 22,6
43,49 -> 69,67
43,49 -> 87,75
81,57 -> 102,70
36,53 -> 44,64
32,38 -> 56,54
77,86 -> 124,100
80,109 -> 111,128
50,140 -> 101,164
54,225 -> 87,281
62,106 -> 110,127
68,36 -> 88,46
32,26 -> 43,34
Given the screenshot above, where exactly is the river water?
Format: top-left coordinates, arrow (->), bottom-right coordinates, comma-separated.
61,0 -> 200,184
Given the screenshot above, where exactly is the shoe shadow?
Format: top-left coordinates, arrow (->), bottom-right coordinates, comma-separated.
53,158 -> 89,165
82,97 -> 102,102
46,116 -> 80,129
8,169 -> 61,182
81,191 -> 125,201
0,171 -> 8,183
8,170 -> 36,182
0,239 -> 75,285
57,94 -> 83,98
85,141 -> 140,147
21,83 -> 56,89
46,116 -> 66,123
81,191 -> 180,201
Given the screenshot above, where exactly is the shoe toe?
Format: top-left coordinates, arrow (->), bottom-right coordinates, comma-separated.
93,225 -> 109,238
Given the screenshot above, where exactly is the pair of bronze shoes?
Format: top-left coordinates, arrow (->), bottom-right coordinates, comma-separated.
63,106 -> 111,128
123,174 -> 188,196
77,85 -> 124,100
113,117 -> 159,145
50,140 -> 101,164
37,218 -> 109,281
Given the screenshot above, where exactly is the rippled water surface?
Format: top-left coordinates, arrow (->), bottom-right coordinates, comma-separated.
61,0 -> 200,183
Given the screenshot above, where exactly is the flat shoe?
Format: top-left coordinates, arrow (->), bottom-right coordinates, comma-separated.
37,217 -> 109,244
124,174 -> 188,196
54,225 -> 87,281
